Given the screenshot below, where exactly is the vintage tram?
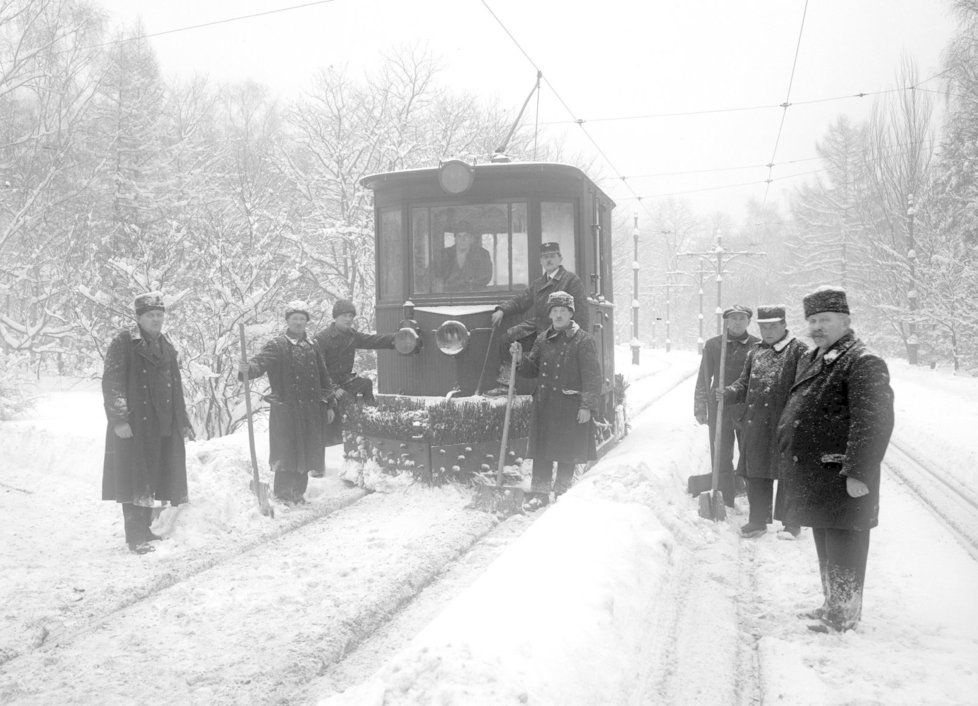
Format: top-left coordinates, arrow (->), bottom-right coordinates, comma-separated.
343,159 -> 622,485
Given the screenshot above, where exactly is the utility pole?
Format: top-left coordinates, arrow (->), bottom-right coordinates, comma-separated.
650,272 -> 690,352
679,229 -> 764,336
631,213 -> 641,365
906,193 -> 919,365
689,263 -> 711,354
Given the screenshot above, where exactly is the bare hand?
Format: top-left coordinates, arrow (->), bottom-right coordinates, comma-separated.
715,389 -> 724,402
491,310 -> 504,327
114,423 -> 133,439
694,412 -> 708,426
334,388 -> 347,401
509,341 -> 522,364
326,408 -> 335,425
577,408 -> 591,424
846,477 -> 869,498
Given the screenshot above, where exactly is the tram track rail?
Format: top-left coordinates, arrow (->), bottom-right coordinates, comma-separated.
884,439 -> 978,561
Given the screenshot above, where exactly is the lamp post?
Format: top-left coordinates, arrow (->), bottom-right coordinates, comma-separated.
907,193 -> 919,365
631,213 -> 641,365
650,272 -> 689,352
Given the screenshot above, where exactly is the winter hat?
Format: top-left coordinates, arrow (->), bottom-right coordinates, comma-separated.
540,242 -> 561,256
332,299 -> 357,319
722,304 -> 753,319
803,286 -> 849,318
284,300 -> 311,320
755,305 -> 786,323
134,291 -> 165,316
547,291 -> 575,313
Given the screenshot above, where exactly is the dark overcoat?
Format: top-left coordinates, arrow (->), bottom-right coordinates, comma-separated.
496,266 -> 590,339
102,326 -> 190,506
517,322 -> 602,463
776,333 -> 894,530
725,333 -> 810,479
694,332 -> 760,424
439,244 -> 493,291
243,333 -> 335,475
313,323 -> 395,388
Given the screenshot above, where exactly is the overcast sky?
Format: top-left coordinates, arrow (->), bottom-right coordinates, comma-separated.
96,0 -> 956,222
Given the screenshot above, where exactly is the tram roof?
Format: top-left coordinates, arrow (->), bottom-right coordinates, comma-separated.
359,161 -> 616,208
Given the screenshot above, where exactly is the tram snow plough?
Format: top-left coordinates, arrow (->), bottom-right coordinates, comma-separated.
341,158 -> 625,489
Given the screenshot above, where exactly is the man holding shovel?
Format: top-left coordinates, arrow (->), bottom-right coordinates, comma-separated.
238,302 -> 336,505
512,291 -> 601,511
720,305 -> 808,539
692,305 -> 759,508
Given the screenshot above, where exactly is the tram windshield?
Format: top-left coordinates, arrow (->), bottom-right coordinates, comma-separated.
411,202 -> 529,295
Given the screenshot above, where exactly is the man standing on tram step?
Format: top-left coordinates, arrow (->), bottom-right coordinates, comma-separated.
777,287 -> 894,633
720,305 -> 809,539
314,299 -> 396,448
102,292 -> 194,555
238,301 -> 336,503
512,290 -> 602,512
485,241 -> 589,396
693,305 -> 760,507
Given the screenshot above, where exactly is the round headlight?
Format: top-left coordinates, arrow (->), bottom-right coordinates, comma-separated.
394,327 -> 420,355
435,320 -> 470,356
438,160 -> 474,195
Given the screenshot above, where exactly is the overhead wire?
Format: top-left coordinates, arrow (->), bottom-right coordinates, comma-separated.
763,0 -> 810,206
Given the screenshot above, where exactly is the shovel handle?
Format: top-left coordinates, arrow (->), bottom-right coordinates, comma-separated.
710,325 -> 729,496
495,356 -> 518,487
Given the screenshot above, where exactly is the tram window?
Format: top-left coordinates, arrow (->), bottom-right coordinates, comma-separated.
541,201 -> 576,272
411,203 -> 529,295
378,208 -> 403,301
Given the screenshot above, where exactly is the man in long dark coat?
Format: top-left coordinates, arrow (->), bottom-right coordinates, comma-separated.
486,241 -> 589,396
513,291 -> 602,511
722,305 -> 808,538
438,223 -> 493,292
313,299 -> 396,448
238,302 -> 336,503
102,292 -> 193,554
693,305 -> 760,507
777,287 -> 894,633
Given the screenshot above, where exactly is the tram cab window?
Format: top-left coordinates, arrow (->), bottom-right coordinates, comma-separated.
412,203 -> 528,295
378,208 -> 403,301
541,201 -> 576,272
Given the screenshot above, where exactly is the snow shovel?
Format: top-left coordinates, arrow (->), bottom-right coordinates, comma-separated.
471,356 -> 525,516
698,325 -> 728,522
238,324 -> 274,519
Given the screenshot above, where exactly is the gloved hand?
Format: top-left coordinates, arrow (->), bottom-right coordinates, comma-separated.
694,412 -> 707,426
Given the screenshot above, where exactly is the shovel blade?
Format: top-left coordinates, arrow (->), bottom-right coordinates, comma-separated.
697,490 -> 727,522
469,485 -> 525,517
687,473 -> 713,497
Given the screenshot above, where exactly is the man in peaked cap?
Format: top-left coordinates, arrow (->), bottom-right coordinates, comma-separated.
239,301 -> 336,503
693,305 -> 759,507
777,286 -> 894,633
721,305 -> 809,538
486,241 -> 589,396
102,292 -> 193,554
512,290 -> 602,510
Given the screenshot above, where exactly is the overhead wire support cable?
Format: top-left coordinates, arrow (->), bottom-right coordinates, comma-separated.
763,0 -> 810,206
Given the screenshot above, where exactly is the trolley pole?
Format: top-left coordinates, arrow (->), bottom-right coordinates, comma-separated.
631,213 -> 641,365
692,263 -> 710,354
679,229 -> 764,337
906,193 -> 919,365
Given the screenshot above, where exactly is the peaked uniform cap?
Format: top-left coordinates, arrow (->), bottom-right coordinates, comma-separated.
547,290 -> 575,312
134,291 -> 165,316
756,305 -> 786,323
722,304 -> 753,319
284,300 -> 311,320
803,287 -> 849,318
540,242 -> 561,255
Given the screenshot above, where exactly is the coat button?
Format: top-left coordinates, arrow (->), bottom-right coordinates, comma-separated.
792,455 -> 798,462
793,420 -> 800,427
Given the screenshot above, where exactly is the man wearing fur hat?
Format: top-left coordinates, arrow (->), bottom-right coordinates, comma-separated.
777,287 -> 894,633
102,292 -> 193,554
487,241 -> 588,396
238,301 -> 336,503
693,305 -> 760,507
512,290 -> 602,511
721,305 -> 809,539
313,299 -> 396,445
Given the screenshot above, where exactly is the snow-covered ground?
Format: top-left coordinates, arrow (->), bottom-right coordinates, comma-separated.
1,351 -> 976,705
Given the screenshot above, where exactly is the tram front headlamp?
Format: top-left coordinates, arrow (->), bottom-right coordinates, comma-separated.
434,320 -> 470,356
438,160 -> 474,195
